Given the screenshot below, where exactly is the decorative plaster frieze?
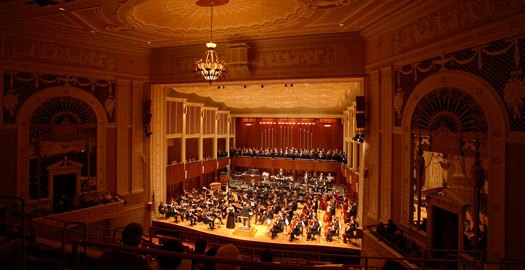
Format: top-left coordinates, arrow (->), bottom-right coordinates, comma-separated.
391,0 -> 525,54
251,47 -> 335,70
5,36 -> 118,72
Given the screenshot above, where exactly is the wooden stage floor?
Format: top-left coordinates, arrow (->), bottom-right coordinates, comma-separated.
153,217 -> 361,251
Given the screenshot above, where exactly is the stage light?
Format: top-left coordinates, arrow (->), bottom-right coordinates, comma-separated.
356,134 -> 365,143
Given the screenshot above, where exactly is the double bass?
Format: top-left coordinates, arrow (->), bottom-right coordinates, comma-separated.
323,203 -> 332,223
324,220 -> 333,238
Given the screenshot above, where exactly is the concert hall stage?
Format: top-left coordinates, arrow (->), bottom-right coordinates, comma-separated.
152,217 -> 361,255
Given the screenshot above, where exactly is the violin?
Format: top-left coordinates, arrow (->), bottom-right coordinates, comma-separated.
300,208 -> 309,220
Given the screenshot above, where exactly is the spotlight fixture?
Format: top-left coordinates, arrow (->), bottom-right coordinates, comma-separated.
352,133 -> 365,143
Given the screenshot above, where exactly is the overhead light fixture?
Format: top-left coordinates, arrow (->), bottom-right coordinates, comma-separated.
194,1 -> 226,84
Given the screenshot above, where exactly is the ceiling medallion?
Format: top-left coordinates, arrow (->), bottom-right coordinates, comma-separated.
194,0 -> 227,84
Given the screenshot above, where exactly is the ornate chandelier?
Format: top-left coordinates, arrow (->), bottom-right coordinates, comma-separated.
195,1 -> 226,84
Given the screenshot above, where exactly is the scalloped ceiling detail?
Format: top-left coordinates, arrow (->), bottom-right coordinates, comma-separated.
0,0 -> 443,47
124,0 -> 314,38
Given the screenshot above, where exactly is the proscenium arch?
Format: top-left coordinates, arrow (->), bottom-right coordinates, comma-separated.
400,70 -> 507,260
16,85 -> 108,201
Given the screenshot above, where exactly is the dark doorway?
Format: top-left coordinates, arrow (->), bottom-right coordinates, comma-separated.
431,207 -> 459,268
53,173 -> 76,211
433,207 -> 458,250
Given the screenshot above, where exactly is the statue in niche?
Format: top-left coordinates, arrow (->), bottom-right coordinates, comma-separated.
438,153 -> 451,187
105,96 -> 115,118
393,87 -> 404,121
503,70 -> 525,120
3,90 -> 19,117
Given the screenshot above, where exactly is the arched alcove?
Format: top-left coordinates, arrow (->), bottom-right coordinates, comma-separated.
16,85 -> 108,209
400,71 -> 507,260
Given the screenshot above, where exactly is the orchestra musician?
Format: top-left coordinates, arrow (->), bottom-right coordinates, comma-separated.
289,217 -> 304,241
342,219 -> 357,244
306,218 -> 321,241
226,204 -> 236,229
270,216 -> 284,239
342,207 -> 351,223
156,169 -> 352,246
241,203 -> 252,227
203,211 -> 215,230
325,218 -> 339,242
186,208 -> 198,226
158,201 -> 168,219
167,198 -> 181,223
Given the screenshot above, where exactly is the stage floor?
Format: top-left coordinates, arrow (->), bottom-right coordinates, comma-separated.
154,217 -> 361,251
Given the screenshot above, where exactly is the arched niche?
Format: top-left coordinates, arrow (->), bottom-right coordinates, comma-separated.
400,71 -> 507,260
16,85 -> 108,208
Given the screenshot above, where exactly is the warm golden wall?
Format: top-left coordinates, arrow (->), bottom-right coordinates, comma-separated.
0,27 -> 151,226
362,0 -> 525,264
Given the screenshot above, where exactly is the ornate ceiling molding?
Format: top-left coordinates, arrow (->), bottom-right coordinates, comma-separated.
0,0 -> 456,48
116,0 -> 315,40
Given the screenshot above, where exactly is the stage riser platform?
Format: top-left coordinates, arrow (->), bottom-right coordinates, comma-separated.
152,220 -> 361,264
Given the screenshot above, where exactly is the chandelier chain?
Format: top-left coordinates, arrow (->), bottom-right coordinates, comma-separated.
194,0 -> 225,84
210,1 -> 214,42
